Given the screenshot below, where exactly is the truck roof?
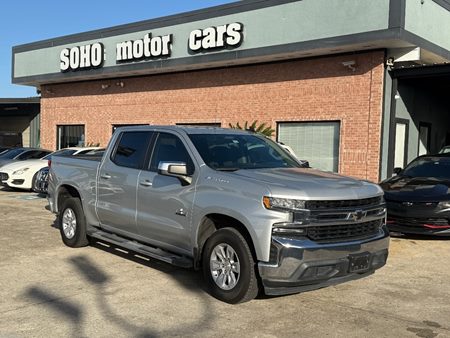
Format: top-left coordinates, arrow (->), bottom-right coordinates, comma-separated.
114,125 -> 253,135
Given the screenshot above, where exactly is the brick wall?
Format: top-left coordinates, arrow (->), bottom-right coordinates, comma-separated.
40,50 -> 385,181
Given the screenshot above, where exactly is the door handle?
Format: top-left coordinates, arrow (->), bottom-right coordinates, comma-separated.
176,208 -> 186,216
139,180 -> 153,187
100,174 -> 111,179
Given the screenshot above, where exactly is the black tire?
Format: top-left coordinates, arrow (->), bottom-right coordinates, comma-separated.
59,197 -> 89,248
202,227 -> 259,304
31,172 -> 38,192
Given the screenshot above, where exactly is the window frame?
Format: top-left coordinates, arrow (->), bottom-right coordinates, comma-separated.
110,131 -> 155,170
394,118 -> 410,169
147,132 -> 195,175
56,124 -> 85,150
276,120 -> 341,172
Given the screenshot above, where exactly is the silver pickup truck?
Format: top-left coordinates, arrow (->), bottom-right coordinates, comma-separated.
48,126 -> 389,303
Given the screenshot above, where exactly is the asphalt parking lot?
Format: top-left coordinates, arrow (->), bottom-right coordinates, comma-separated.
0,188 -> 449,338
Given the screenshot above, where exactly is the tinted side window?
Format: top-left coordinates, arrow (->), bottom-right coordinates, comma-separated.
33,151 -> 51,159
0,148 -> 24,159
150,133 -> 194,174
17,150 -> 40,160
112,132 -> 153,169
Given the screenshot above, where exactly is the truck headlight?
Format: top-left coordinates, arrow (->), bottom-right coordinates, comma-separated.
263,196 -> 306,211
12,168 -> 29,175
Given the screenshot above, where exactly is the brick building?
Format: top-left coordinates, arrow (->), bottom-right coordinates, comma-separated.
11,0 -> 450,181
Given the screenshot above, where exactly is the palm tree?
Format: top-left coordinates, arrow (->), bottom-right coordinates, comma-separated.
228,120 -> 275,137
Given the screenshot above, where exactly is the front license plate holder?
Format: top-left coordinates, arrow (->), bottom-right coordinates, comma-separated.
348,252 -> 371,272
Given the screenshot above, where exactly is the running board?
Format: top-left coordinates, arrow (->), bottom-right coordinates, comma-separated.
88,229 -> 193,268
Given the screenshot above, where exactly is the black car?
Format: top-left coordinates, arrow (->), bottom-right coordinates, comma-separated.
380,154 -> 450,236
33,166 -> 49,194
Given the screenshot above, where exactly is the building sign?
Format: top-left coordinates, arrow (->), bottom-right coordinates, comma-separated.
59,22 -> 244,72
189,23 -> 243,51
116,34 -> 172,62
60,43 -> 104,72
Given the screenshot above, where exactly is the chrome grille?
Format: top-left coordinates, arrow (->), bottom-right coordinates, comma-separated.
305,197 -> 382,210
0,172 -> 9,182
288,197 -> 386,242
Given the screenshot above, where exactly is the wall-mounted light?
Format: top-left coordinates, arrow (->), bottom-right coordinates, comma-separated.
342,60 -> 356,72
115,81 -> 125,88
101,84 -> 110,90
386,57 -> 395,67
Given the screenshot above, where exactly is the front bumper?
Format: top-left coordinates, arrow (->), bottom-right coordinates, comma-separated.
386,200 -> 450,236
258,227 -> 389,296
0,172 -> 9,185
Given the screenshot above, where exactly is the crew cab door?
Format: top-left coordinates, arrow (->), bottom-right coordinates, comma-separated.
136,132 -> 196,253
96,131 -> 154,236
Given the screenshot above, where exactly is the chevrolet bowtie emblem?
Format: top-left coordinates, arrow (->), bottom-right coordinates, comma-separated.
350,209 -> 365,221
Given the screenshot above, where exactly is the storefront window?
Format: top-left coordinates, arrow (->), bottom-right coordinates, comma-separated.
57,125 -> 85,149
278,121 -> 340,172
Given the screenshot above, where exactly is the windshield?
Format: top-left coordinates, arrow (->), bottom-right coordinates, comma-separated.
189,133 -> 302,170
401,157 -> 450,179
0,148 -> 25,159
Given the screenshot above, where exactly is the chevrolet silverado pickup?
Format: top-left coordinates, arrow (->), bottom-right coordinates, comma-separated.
48,126 -> 389,303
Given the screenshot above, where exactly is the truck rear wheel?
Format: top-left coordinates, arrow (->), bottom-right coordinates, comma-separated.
202,227 -> 259,304
59,197 -> 89,248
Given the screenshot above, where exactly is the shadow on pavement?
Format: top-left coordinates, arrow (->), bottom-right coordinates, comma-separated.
25,287 -> 85,338
24,246 -> 216,337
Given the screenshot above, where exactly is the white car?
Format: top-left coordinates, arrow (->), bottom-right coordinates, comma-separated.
439,145 -> 450,154
0,147 -> 100,191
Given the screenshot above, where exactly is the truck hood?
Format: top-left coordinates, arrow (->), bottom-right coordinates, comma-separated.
228,167 -> 382,200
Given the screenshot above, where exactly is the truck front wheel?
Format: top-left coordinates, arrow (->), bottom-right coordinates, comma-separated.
202,227 -> 259,304
59,197 -> 89,248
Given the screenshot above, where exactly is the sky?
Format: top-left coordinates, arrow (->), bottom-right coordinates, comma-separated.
1,0 -> 234,98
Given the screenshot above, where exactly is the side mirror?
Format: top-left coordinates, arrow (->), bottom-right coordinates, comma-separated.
393,167 -> 402,175
158,161 -> 192,185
